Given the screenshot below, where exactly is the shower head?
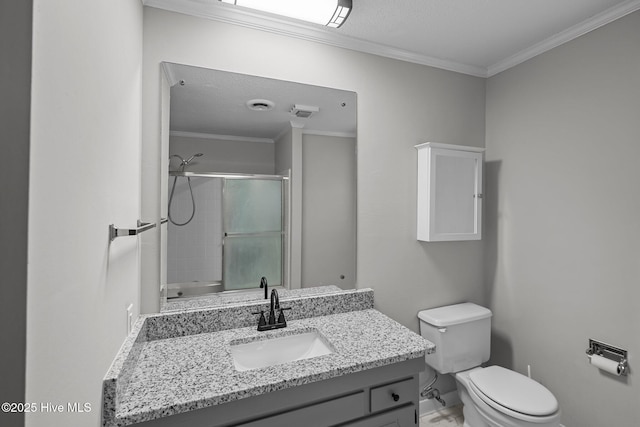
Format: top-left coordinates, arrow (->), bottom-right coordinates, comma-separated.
169,153 -> 203,172
185,153 -> 203,164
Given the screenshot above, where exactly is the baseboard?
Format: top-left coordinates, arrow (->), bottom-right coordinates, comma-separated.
419,390 -> 462,416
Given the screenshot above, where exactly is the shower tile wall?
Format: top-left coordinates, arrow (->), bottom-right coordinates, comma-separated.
167,177 -> 223,284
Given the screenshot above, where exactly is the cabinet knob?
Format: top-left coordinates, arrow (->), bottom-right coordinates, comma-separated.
391,393 -> 400,402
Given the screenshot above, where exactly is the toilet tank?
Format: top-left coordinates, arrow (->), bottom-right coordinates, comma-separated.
418,303 -> 492,374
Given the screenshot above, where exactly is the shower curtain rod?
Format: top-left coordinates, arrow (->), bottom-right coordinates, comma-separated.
169,171 -> 289,180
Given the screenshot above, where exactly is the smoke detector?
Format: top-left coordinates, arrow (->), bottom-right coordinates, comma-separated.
290,104 -> 319,118
246,99 -> 275,111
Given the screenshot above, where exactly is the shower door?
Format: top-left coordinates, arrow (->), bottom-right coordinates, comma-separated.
223,178 -> 284,290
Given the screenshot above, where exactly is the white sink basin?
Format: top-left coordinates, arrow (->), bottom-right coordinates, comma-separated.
230,330 -> 334,372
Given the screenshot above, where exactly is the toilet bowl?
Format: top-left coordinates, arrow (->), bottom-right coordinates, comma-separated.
418,303 -> 561,427
455,367 -> 560,427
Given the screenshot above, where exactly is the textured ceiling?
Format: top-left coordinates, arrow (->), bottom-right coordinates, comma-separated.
339,0 -> 632,71
145,0 -> 640,76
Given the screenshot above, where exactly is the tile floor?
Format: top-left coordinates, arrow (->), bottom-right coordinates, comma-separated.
419,405 -> 464,426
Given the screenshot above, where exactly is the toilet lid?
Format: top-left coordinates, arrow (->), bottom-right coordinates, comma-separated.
469,366 -> 559,417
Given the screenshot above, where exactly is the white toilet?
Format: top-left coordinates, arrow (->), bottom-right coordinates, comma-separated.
418,303 -> 561,427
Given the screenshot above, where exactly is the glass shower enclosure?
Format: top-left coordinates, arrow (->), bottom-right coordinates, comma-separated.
223,178 -> 284,290
166,172 -> 288,297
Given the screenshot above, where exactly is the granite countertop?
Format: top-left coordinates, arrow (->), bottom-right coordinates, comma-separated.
162,285 -> 344,312
107,309 -> 432,426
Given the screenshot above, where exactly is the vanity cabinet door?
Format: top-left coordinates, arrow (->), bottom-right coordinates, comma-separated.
339,404 -> 417,427
370,377 -> 415,413
232,391 -> 365,427
416,142 -> 484,242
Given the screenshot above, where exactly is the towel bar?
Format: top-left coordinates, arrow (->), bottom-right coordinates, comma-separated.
109,221 -> 156,242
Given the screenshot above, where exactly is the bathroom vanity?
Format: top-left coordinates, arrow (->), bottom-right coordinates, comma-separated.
103,288 -> 432,427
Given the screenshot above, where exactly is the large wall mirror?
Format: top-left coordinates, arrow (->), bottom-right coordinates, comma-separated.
160,63 -> 357,305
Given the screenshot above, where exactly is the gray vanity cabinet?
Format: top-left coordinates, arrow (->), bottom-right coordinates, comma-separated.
232,366 -> 419,427
132,358 -> 422,427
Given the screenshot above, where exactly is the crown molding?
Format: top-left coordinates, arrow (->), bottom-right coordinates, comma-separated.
487,0 -> 640,76
302,129 -> 357,139
170,130 -> 274,144
145,0 -> 640,79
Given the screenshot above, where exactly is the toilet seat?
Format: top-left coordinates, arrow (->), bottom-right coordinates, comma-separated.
468,366 -> 559,421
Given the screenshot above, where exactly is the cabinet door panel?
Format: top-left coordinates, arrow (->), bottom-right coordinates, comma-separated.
416,143 -> 483,242
432,150 -> 480,238
370,378 -> 415,413
338,404 -> 416,427
233,391 -> 365,427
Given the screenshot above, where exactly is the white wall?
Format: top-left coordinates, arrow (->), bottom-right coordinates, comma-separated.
27,1 -> 143,426
485,10 -> 640,426
142,8 -> 486,329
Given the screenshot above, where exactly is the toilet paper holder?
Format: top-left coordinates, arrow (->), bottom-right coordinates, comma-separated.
585,339 -> 628,376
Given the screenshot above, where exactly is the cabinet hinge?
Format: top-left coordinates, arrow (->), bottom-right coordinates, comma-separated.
415,409 -> 418,424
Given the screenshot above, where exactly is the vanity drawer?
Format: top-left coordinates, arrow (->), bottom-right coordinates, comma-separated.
234,391 -> 365,427
370,378 -> 415,413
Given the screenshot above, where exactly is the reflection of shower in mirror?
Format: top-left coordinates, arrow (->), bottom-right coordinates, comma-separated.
166,172 -> 287,299
168,153 -> 203,226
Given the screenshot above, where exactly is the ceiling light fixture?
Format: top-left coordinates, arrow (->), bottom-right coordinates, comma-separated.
219,0 -> 352,28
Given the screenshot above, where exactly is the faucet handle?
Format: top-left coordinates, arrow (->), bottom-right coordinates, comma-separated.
277,307 -> 291,325
251,311 -> 267,328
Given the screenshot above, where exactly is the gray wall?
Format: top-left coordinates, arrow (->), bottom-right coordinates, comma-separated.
302,134 -> 356,288
142,8 -> 486,329
0,1 -> 31,426
485,10 -> 640,426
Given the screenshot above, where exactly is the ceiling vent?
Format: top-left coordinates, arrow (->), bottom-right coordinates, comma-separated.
246,99 -> 275,111
290,104 -> 319,118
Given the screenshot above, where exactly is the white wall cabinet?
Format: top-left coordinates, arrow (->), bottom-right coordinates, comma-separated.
416,142 -> 484,242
